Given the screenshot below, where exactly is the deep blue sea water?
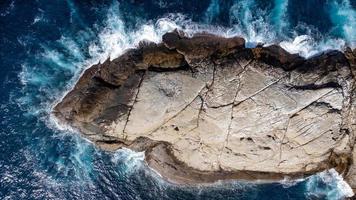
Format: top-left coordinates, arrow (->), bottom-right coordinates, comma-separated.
0,0 -> 355,199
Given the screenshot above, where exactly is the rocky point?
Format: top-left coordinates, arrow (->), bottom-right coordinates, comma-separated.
53,30 -> 356,192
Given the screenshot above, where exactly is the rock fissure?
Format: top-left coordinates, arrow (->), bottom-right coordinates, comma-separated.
122,72 -> 146,139
234,74 -> 288,107
218,78 -> 242,168
288,89 -> 334,118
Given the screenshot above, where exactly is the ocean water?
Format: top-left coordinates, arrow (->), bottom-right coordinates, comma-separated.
0,0 -> 355,199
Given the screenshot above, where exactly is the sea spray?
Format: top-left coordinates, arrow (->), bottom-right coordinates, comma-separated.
111,148 -> 145,173
9,1 -> 356,199
279,35 -> 346,58
229,0 -> 276,46
305,169 -> 354,199
328,0 -> 356,47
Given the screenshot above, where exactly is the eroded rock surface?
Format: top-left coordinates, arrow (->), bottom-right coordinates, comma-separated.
53,31 -> 356,191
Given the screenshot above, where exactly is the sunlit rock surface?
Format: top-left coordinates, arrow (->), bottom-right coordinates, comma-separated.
53,31 -> 356,192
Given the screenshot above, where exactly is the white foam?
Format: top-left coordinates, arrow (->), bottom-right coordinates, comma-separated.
280,35 -> 315,56
83,0 -> 352,70
87,2 -> 184,62
328,0 -> 356,47
58,36 -> 85,61
32,15 -> 42,25
15,2 -> 356,193
15,1 -> 352,164
280,176 -> 305,188
112,148 -> 145,172
306,169 -> 354,199
280,35 -> 347,58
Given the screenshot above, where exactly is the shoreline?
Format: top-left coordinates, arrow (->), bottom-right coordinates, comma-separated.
52,30 -> 356,194
93,135 -> 349,186
50,113 -> 355,199
51,114 -> 319,185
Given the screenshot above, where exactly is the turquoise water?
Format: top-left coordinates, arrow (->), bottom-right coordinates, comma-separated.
0,0 -> 355,199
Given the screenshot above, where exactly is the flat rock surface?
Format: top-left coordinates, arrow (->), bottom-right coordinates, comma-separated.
53,31 -> 356,192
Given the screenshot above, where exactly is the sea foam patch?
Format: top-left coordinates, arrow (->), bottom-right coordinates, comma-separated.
111,148 -> 145,173
305,169 -> 354,199
13,1 -> 355,199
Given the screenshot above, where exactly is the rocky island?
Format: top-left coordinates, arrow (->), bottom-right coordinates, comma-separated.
53,31 -> 356,192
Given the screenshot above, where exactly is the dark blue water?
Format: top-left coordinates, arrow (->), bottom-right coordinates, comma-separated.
0,0 -> 355,199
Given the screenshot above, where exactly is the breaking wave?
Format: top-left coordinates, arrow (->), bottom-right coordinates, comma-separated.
3,0 -> 354,199
305,169 -> 354,199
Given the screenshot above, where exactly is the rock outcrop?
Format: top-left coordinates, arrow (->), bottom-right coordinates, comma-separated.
53,31 -> 356,192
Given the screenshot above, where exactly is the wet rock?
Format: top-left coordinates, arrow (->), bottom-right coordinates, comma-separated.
163,30 -> 245,63
252,44 -> 304,70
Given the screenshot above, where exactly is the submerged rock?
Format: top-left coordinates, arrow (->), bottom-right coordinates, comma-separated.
53,31 -> 356,193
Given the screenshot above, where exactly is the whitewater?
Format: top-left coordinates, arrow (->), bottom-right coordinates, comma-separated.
1,0 -> 355,199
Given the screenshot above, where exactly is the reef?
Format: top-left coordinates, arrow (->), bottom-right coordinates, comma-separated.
53,30 -> 356,192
